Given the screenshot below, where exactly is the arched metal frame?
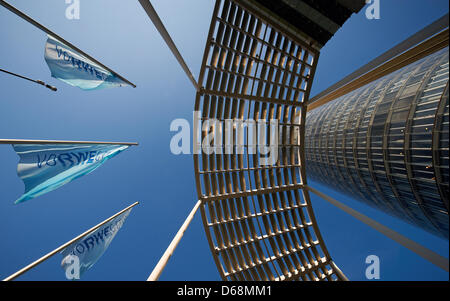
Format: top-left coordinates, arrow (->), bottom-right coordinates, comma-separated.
193,0 -> 346,281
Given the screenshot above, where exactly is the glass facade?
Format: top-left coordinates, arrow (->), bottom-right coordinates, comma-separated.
305,47 -> 449,239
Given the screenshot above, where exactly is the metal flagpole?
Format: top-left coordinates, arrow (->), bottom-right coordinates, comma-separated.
0,68 -> 57,91
3,202 -> 139,281
147,199 -> 202,281
0,0 -> 136,88
305,185 -> 449,272
138,0 -> 200,92
0,139 -> 138,146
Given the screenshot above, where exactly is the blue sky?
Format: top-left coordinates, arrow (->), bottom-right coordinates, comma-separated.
0,0 -> 448,281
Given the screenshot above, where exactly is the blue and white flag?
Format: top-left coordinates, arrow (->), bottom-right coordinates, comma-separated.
61,208 -> 132,279
12,144 -> 129,204
44,35 -> 130,90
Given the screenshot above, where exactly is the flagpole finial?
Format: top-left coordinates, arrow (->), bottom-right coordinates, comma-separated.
0,68 -> 57,92
0,0 -> 136,89
3,202 -> 138,281
36,80 -> 57,92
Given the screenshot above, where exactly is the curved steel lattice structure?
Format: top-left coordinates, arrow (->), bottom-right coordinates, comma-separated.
305,47 -> 449,239
193,0 -> 346,281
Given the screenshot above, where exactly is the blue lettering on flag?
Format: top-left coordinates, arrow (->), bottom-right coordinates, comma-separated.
44,35 -> 129,90
12,144 -> 129,204
60,209 -> 132,278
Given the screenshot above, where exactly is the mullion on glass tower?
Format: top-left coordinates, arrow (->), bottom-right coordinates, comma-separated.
305,47 -> 449,239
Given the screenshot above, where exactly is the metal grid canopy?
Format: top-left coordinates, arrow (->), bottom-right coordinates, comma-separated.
193,0 -> 346,281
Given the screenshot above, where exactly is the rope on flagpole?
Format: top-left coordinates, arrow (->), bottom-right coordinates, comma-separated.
0,0 -> 136,88
0,139 -> 139,146
1,68 -> 57,91
3,202 -> 139,281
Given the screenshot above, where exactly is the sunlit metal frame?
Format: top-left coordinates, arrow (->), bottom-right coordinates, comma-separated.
193,0 -> 346,281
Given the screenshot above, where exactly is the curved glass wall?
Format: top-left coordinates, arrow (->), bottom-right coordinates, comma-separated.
305,47 -> 449,239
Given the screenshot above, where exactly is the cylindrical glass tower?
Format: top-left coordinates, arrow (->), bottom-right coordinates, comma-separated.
305,47 -> 449,239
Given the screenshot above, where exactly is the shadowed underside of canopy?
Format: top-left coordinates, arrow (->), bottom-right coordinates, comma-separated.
193,0 -> 362,281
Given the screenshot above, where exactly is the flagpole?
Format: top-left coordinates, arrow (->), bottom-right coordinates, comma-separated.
138,0 -> 200,92
0,0 -> 136,88
147,199 -> 202,281
0,139 -> 138,146
0,68 -> 57,91
3,202 -> 139,281
305,185 -> 449,272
